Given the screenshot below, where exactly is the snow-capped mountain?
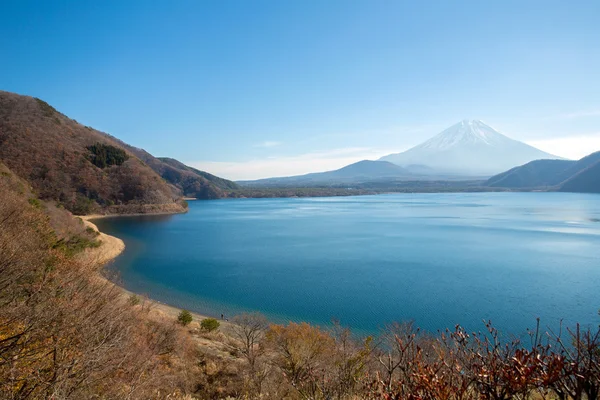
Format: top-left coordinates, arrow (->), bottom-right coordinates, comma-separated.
379,120 -> 564,176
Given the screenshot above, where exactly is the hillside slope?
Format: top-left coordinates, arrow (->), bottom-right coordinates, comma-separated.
0,91 -> 230,213
558,152 -> 600,193
485,151 -> 600,193
159,157 -> 239,190
0,164 -> 199,398
485,159 -> 576,188
110,140 -> 239,199
0,161 -> 103,253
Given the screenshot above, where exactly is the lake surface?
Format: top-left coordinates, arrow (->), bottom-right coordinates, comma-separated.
95,193 -> 600,336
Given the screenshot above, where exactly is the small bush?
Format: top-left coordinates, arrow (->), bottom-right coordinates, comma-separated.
200,318 -> 220,332
53,234 -> 101,256
70,195 -> 95,215
85,226 -> 99,236
28,198 -> 42,209
128,294 -> 141,306
178,309 -> 193,326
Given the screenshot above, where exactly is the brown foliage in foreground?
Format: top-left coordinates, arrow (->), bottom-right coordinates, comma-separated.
199,316 -> 598,400
0,171 -> 199,399
225,319 -> 598,400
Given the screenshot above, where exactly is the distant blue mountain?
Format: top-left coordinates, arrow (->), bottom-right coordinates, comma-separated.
486,151 -> 600,193
240,160 -> 416,186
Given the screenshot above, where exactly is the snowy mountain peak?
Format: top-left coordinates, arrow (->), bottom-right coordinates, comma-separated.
379,120 -> 563,176
418,119 -> 509,150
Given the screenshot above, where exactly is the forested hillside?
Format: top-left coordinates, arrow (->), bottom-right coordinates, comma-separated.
558,152 -> 600,193
0,91 -> 234,214
159,157 -> 239,190
485,159 -> 576,188
0,164 -> 199,398
486,151 -> 600,192
113,143 -> 239,199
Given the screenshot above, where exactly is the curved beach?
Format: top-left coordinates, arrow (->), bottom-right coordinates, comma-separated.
80,213 -> 233,331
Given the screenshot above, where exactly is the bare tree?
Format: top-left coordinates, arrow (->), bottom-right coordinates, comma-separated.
230,312 -> 270,396
376,320 -> 422,394
550,323 -> 600,400
231,312 -> 269,368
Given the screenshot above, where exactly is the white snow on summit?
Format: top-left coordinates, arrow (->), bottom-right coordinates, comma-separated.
379,120 -> 564,176
418,120 -> 507,149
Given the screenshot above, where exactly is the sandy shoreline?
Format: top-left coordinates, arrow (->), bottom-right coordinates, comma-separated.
80,213 -> 233,330
80,216 -> 125,265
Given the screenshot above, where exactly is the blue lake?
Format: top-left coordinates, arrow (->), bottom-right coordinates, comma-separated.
95,193 -> 600,336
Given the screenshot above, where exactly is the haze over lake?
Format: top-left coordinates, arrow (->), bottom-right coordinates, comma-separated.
96,193 -> 600,336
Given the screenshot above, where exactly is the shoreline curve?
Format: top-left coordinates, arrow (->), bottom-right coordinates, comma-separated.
79,213 -> 232,329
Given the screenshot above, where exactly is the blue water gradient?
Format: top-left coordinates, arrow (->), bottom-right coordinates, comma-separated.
95,193 -> 600,336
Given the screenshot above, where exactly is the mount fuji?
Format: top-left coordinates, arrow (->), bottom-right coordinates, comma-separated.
379,120 -> 564,176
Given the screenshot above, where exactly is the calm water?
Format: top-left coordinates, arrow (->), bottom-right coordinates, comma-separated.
95,193 -> 600,336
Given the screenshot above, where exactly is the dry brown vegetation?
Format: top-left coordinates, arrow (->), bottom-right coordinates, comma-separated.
181,316 -> 600,400
0,165 -> 200,399
0,91 -> 209,214
119,147 -> 240,199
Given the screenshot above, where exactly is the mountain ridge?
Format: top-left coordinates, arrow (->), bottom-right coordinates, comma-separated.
380,120 -> 563,175
239,160 -> 418,187
0,90 -> 236,214
485,151 -> 600,192
106,136 -> 240,199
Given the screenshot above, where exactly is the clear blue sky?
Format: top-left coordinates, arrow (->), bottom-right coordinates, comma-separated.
1,0 -> 599,179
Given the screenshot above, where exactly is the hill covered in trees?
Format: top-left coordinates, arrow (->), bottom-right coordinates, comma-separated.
0,91 -> 237,215
0,163 -> 200,398
103,134 -> 240,199
558,152 -> 600,193
486,151 -> 600,192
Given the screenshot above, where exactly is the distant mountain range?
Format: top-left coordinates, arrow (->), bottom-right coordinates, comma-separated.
245,120 -> 564,186
239,159 -> 497,188
380,120 -> 562,175
2,89 -> 597,202
485,151 -> 600,193
240,160 -> 417,187
0,91 -> 237,215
